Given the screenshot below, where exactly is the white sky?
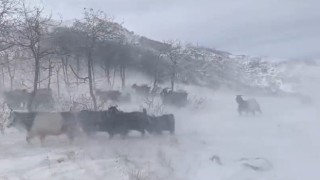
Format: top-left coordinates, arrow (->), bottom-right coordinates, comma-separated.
34,0 -> 320,59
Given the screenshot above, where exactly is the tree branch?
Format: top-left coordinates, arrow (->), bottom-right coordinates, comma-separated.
69,64 -> 89,81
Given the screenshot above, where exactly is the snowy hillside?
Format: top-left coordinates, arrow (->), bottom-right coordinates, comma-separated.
134,36 -> 294,94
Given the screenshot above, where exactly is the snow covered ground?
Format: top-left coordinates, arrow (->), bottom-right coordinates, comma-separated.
0,90 -> 319,180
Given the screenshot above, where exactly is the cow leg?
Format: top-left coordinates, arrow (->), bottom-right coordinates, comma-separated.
120,131 -> 128,139
108,131 -> 114,139
170,122 -> 175,135
26,132 -> 34,144
120,133 -> 126,139
66,132 -> 75,144
0,124 -> 4,135
238,108 -> 242,116
169,129 -> 175,135
26,136 -> 31,144
140,129 -> 145,137
39,135 -> 46,146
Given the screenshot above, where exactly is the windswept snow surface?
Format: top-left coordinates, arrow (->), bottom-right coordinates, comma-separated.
0,91 -> 319,180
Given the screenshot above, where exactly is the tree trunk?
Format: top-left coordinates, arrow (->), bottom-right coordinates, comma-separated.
153,72 -> 158,90
65,57 -> 69,85
28,57 -> 40,111
92,62 -> 96,90
76,55 -> 80,87
56,68 -> 60,97
171,74 -> 175,91
171,64 -> 176,91
62,56 -> 70,88
47,59 -> 52,89
111,67 -> 116,89
120,65 -> 126,90
0,67 -> 4,88
153,55 -> 161,89
10,78 -> 13,91
5,53 -> 14,91
38,64 -> 41,89
105,67 -> 111,87
87,52 -> 97,110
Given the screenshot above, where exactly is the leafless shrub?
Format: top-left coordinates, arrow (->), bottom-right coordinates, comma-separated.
55,93 -> 102,111
142,95 -> 165,116
65,94 -> 95,111
66,150 -> 76,161
128,169 -> 149,180
55,98 -> 73,111
189,96 -> 208,110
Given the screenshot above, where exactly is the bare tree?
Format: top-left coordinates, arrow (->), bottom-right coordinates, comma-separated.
95,42 -> 116,87
55,64 -> 62,97
163,40 -> 183,91
72,8 -> 122,110
38,56 -> 54,89
0,62 -> 4,87
47,57 -> 53,88
4,51 -> 16,90
12,3 -> 57,110
0,48 -> 23,90
118,43 -> 132,90
152,49 -> 167,90
0,0 -> 19,51
51,26 -> 82,90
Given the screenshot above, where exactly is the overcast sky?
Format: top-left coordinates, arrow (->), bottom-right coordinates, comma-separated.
36,0 -> 320,59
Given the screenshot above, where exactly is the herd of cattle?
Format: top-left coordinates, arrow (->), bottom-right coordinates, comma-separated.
2,84 -> 189,111
3,89 -> 55,110
0,83 -> 186,146
0,83 -> 267,146
6,106 -> 175,146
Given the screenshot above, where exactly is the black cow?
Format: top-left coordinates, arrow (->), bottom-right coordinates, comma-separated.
107,106 -> 151,138
236,95 -> 262,115
77,110 -> 115,137
77,110 -> 103,136
7,111 -> 78,146
96,90 -> 131,103
160,88 -> 188,107
148,114 -> 175,134
132,84 -> 151,96
4,89 -> 54,110
31,89 -> 55,110
3,89 -> 29,109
